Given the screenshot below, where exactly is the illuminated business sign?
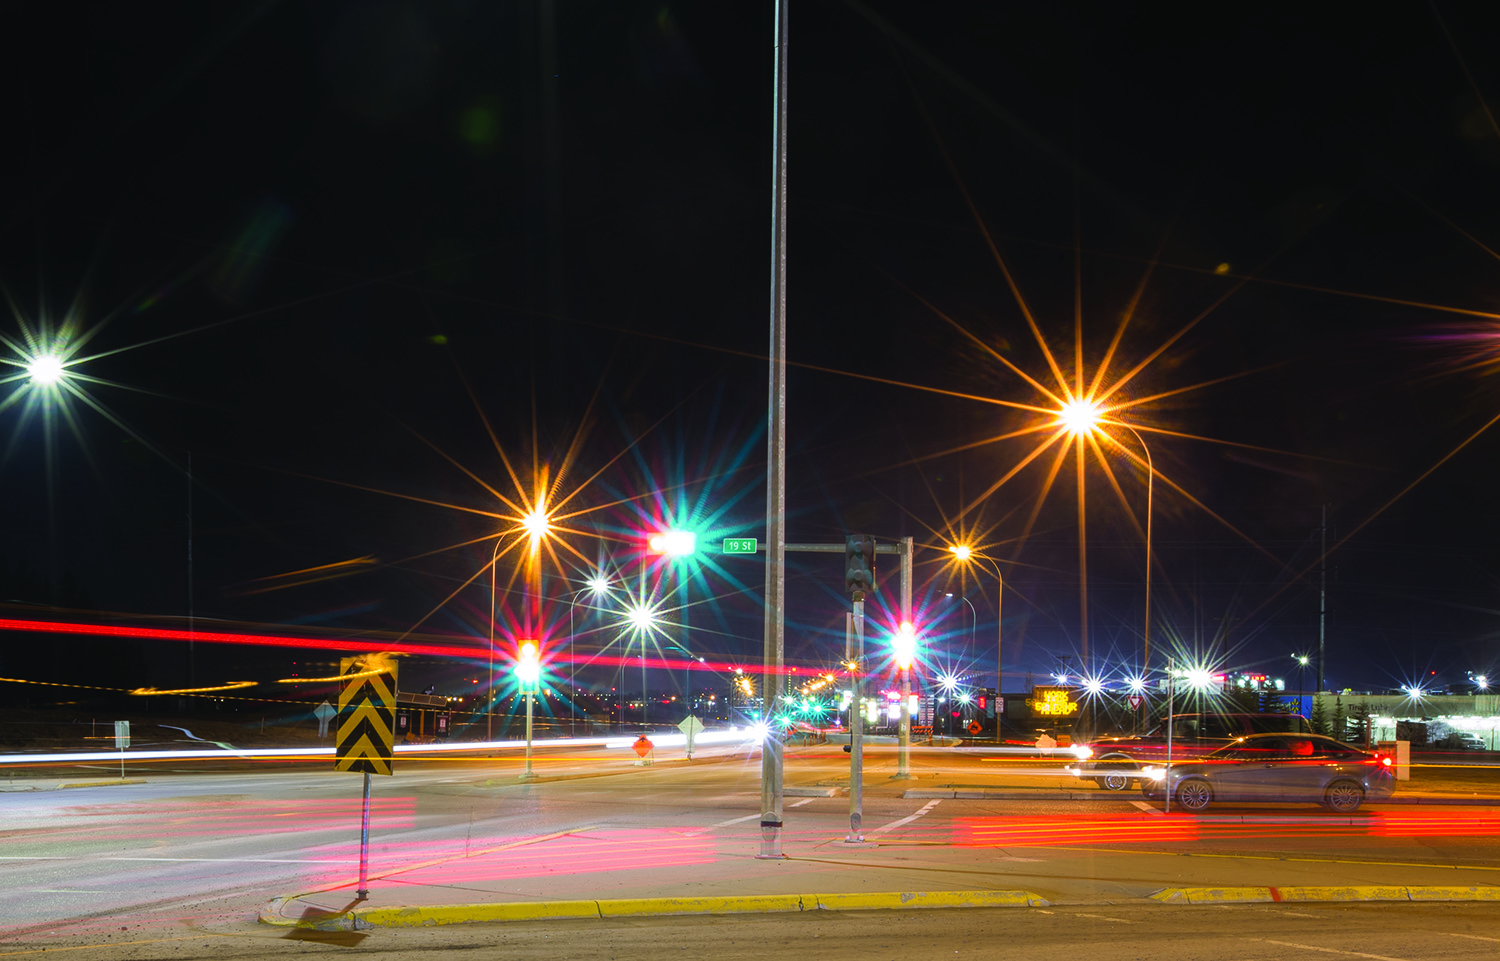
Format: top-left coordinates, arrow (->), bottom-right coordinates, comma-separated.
1028,686 -> 1079,717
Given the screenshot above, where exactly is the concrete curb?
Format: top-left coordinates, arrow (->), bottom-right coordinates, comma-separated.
58,778 -> 148,789
1150,885 -> 1500,904
905,790 -> 1111,801
0,778 -> 150,792
259,890 -> 1049,930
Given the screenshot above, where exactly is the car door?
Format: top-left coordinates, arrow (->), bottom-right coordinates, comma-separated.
1246,736 -> 1329,801
1203,739 -> 1283,801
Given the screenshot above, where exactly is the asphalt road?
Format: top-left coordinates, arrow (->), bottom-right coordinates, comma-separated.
5,743 -> 1500,958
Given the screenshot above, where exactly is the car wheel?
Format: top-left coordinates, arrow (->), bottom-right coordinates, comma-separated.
1174,778 -> 1213,812
1324,780 -> 1364,813
1093,755 -> 1136,791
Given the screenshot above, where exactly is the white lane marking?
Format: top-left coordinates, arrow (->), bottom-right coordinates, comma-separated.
1131,800 -> 1162,816
706,813 -> 763,829
1072,913 -> 1140,924
1252,938 -> 1411,961
789,798 -> 814,807
1447,933 -> 1500,943
869,799 -> 941,835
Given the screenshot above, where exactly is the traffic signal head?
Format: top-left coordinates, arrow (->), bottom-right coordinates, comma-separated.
648,530 -> 696,556
514,641 -> 541,685
844,534 -> 876,597
893,621 -> 917,670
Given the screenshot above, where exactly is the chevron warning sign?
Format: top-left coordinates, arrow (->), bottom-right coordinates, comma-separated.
335,658 -> 397,776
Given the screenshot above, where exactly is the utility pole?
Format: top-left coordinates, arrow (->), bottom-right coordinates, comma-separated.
758,0 -> 789,862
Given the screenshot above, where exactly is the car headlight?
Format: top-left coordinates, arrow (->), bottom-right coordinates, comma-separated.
1069,744 -> 1093,760
1140,765 -> 1165,781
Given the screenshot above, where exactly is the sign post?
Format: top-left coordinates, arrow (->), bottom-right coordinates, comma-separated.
678,714 -> 704,759
334,658 -> 397,900
314,701 -> 336,737
114,721 -> 129,778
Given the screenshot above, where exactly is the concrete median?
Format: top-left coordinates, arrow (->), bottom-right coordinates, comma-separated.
261,889 -> 1050,930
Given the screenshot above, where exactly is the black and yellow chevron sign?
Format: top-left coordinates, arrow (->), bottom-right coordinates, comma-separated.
335,659 -> 397,776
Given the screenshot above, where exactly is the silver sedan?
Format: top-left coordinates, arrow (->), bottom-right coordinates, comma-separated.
1139,733 -> 1396,813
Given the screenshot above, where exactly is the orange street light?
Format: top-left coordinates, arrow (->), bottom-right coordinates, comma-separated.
1058,399 -> 1102,435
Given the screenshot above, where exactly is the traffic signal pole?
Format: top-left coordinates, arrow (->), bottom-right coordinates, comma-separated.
758,0 -> 789,862
845,609 -> 864,842
894,536 -> 914,780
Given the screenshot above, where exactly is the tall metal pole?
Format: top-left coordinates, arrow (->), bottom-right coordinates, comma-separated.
487,539 -> 504,742
968,553 -> 1004,741
521,681 -> 535,779
894,536 -> 914,779
1121,425 -> 1153,731
186,451 -> 194,687
1164,658 -> 1175,814
1318,504 -> 1327,697
759,0 -> 789,861
357,771 -> 372,899
846,608 -> 864,842
568,588 -> 584,739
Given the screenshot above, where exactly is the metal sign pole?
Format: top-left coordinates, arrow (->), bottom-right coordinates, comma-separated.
357,771 -> 372,900
1165,659 -> 1175,815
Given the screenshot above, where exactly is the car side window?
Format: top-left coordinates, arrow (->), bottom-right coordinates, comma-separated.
1239,737 -> 1287,760
1174,717 -> 1199,738
1197,715 -> 1231,739
1310,739 -> 1360,759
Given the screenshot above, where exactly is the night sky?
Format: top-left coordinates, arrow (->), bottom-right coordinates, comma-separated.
4,1 -> 1500,699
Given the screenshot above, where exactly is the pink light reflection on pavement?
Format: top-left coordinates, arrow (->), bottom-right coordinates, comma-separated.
296,828 -> 720,889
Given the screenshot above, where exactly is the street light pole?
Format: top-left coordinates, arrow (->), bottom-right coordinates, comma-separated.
945,593 -> 975,737
950,546 -> 1004,735
1117,426 -> 1154,670
567,575 -> 612,738
486,537 -> 507,743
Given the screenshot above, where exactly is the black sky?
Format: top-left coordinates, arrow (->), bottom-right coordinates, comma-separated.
4,1 -> 1500,697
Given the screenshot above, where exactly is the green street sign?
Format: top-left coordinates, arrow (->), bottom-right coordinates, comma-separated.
722,537 -> 759,555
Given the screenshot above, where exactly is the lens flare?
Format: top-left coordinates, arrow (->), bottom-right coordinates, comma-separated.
25,354 -> 66,386
1058,399 -> 1101,434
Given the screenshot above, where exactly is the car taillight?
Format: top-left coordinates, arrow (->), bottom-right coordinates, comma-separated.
1376,754 -> 1393,767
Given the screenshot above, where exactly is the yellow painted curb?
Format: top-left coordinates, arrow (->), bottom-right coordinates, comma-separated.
1151,887 -> 1274,904
60,779 -> 147,789
598,895 -> 805,917
813,891 -> 1043,910
1407,887 -> 1500,901
1152,885 -> 1500,904
359,900 -> 601,926
1276,886 -> 1410,902
261,890 -> 1051,929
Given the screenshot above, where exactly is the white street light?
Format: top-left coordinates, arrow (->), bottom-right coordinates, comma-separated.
26,354 -> 66,386
568,574 -> 613,737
